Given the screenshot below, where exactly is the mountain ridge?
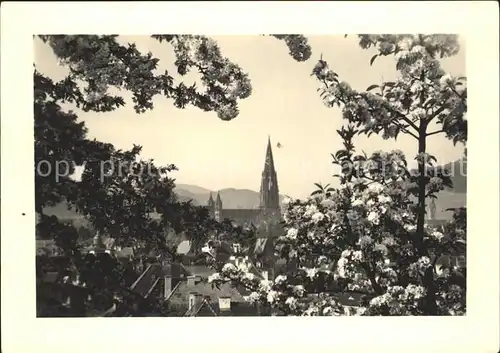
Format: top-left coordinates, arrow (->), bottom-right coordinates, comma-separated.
174,185 -> 286,209
41,158 -> 466,221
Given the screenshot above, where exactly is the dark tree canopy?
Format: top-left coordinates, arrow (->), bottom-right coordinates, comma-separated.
35,34 -> 311,316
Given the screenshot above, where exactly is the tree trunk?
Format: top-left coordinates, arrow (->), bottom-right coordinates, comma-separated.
416,121 -> 427,255
416,120 -> 438,315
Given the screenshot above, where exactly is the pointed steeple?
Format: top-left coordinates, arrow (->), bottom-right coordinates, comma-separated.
207,193 -> 215,207
215,192 -> 223,209
214,192 -> 223,222
264,135 -> 276,172
260,136 -> 280,210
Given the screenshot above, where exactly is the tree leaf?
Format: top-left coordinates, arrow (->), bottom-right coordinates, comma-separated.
366,84 -> 380,92
370,54 -> 378,66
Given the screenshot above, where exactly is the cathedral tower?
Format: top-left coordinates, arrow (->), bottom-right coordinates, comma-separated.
207,193 -> 215,211
260,136 -> 280,212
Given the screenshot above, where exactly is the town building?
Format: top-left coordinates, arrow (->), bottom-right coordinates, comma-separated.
206,136 -> 282,230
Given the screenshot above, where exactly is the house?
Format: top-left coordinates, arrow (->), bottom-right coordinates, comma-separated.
36,239 -> 62,257
253,237 -> 275,270
167,275 -> 246,316
128,257 -> 261,316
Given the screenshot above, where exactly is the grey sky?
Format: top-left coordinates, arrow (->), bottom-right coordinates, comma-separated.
34,35 -> 466,199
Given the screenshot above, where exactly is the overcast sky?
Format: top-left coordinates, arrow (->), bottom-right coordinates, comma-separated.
34,35 -> 465,199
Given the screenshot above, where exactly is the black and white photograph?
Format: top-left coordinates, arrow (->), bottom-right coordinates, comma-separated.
1,2 -> 499,353
33,32 -> 468,317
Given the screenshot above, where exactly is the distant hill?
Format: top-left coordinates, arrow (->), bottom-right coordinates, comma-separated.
422,157 -> 466,220
409,157 -> 466,193
42,202 -> 91,228
175,184 -> 213,195
41,184 -> 286,222
443,158 -> 466,193
41,158 -> 465,223
174,189 -> 203,204
429,190 -> 466,220
43,202 -> 79,219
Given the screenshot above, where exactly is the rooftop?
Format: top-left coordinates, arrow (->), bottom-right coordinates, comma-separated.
167,278 -> 245,306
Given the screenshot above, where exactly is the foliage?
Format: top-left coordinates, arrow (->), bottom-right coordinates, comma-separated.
35,35 -> 310,316
215,219 -> 258,250
206,34 -> 467,316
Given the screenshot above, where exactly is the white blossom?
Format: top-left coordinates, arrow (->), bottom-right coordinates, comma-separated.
267,290 -> 279,303
368,182 -> 384,194
439,74 -> 455,88
352,250 -> 364,262
304,204 -> 318,216
431,230 -> 444,240
358,235 -> 374,248
378,195 -> 392,204
352,199 -> 364,207
367,211 -> 380,225
247,292 -> 260,302
404,284 -> 426,300
260,279 -> 272,291
307,231 -> 316,240
286,227 -> 298,239
275,275 -> 287,284
222,263 -> 236,272
320,198 -> 335,208
374,243 -> 388,255
243,272 -> 255,281
304,267 -> 319,279
404,224 -> 417,232
207,273 -> 221,283
285,297 -> 298,309
292,285 -> 305,297
311,212 -> 325,223
417,256 -> 431,272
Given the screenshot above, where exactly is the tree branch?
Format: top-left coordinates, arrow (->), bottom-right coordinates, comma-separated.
426,129 -> 444,137
361,262 -> 383,295
398,114 -> 419,132
402,127 -> 419,139
427,105 -> 447,124
321,77 -> 420,139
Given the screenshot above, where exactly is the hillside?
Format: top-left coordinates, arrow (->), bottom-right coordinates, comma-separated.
41,160 -> 465,223
428,191 -> 466,220
175,184 -> 213,195
41,184 -> 286,222
418,157 -> 467,220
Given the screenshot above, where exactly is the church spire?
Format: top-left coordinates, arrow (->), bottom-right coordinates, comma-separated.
260,136 -> 280,210
215,192 -> 222,209
214,192 -> 223,222
264,135 -> 275,172
207,193 -> 215,207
